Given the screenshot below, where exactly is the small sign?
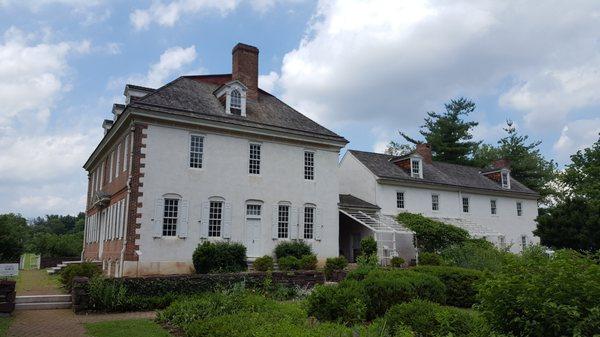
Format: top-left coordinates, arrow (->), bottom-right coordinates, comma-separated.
0,264 -> 18,277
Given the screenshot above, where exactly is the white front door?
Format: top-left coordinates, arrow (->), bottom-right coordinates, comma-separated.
246,218 -> 261,258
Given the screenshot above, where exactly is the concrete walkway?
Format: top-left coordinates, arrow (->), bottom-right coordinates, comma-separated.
6,309 -> 156,337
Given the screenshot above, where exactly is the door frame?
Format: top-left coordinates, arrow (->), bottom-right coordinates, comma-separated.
245,202 -> 263,258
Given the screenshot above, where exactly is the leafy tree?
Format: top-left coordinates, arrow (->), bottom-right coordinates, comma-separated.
0,213 -> 30,262
30,213 -> 85,235
396,213 -> 469,252
384,142 -> 413,156
473,121 -> 557,201
27,232 -> 83,257
534,198 -> 600,252
400,97 -> 480,164
560,134 -> 600,201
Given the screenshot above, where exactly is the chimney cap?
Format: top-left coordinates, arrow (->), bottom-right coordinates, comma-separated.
232,43 -> 259,54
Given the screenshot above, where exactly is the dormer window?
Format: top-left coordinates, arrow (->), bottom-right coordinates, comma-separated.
230,89 -> 242,115
501,170 -> 510,189
214,80 -> 247,117
411,158 -> 422,178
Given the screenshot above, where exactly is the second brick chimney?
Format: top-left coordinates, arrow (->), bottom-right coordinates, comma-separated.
232,43 -> 259,100
415,143 -> 433,164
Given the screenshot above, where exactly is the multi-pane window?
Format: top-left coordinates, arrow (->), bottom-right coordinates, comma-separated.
249,143 -> 261,174
246,204 -> 261,217
501,171 -> 510,188
230,89 -> 241,115
304,206 -> 315,239
462,197 -> 470,213
490,199 -> 497,215
278,205 -> 290,239
516,202 -> 523,216
396,192 -> 405,209
209,201 -> 223,237
304,151 -> 314,180
521,235 -> 527,250
431,194 -> 439,211
411,159 -> 421,178
189,135 -> 204,168
162,198 -> 179,236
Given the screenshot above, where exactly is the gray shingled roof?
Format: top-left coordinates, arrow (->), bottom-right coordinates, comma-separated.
349,150 -> 538,196
129,76 -> 346,142
339,194 -> 380,209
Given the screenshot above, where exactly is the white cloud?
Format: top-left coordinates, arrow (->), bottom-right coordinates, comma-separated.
130,0 -> 304,30
258,71 -> 280,93
267,0 -> 600,134
145,46 -> 197,87
0,27 -> 88,129
130,0 -> 240,30
553,118 -> 600,162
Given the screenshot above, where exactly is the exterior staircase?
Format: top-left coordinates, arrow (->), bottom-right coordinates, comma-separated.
15,295 -> 72,310
47,260 -> 82,275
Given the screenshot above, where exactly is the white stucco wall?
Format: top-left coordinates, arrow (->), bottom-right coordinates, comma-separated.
137,123 -> 341,272
339,152 -> 540,254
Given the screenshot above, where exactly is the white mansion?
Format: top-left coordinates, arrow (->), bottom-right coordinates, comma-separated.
83,43 -> 539,277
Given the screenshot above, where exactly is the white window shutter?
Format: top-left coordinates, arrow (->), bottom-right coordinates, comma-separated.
290,207 -> 299,240
272,205 -> 279,239
299,207 -> 305,240
315,208 -> 323,241
201,202 -> 210,239
153,198 -> 164,238
223,202 -> 232,239
178,200 -> 189,238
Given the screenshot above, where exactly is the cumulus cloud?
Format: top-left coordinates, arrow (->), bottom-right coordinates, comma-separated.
0,27 -> 89,129
553,118 -> 600,162
258,71 -> 280,93
266,0 -> 600,136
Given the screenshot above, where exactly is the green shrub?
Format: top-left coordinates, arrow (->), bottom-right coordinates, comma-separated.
574,307 -> 600,337
385,299 -> 493,337
298,254 -> 318,270
60,262 -> 101,290
413,265 -> 484,308
192,241 -> 247,274
324,256 -> 348,279
360,236 -> 378,257
277,256 -> 300,271
418,252 -> 443,266
253,255 -> 274,271
306,281 -> 366,325
362,269 -> 446,318
274,241 -> 312,259
390,256 -> 405,268
440,239 -> 509,271
88,277 -> 177,312
397,213 -> 469,252
477,249 -> 600,337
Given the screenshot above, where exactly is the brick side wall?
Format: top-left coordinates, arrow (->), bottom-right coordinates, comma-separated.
125,123 -> 148,261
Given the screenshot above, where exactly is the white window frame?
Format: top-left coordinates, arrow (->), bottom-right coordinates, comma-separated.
498,235 -> 506,249
521,234 -> 528,251
249,142 -> 261,175
109,151 -> 114,183
277,203 -> 290,239
189,134 -> 204,169
115,143 -> 121,177
462,196 -> 470,213
410,158 -> 422,178
230,89 -> 242,112
162,198 -> 179,237
303,205 -> 315,240
124,134 -> 130,173
304,151 -> 315,180
396,191 -> 405,209
246,203 -> 262,219
501,170 -> 510,189
516,201 -> 523,216
490,199 -> 497,215
431,194 -> 439,211
209,200 -> 223,238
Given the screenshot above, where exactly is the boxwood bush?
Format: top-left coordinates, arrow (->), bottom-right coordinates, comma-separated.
298,254 -> 318,270
252,255 -> 274,272
60,262 -> 101,291
193,241 -> 247,274
324,256 -> 348,279
305,280 -> 366,325
274,241 -> 312,259
360,236 -> 377,257
477,249 -> 600,337
418,252 -> 443,266
413,265 -> 484,307
277,256 -> 300,271
385,299 -> 496,337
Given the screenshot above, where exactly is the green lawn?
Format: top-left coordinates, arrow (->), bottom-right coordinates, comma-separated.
0,316 -> 12,337
84,319 -> 172,337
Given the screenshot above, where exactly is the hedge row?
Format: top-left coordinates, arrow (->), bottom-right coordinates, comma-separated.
412,265 -> 484,308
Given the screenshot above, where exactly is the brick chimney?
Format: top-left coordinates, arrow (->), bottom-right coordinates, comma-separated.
232,43 -> 259,100
492,158 -> 510,169
415,143 -> 433,164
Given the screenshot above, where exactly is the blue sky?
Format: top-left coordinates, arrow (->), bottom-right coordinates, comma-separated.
1,0 -> 599,217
